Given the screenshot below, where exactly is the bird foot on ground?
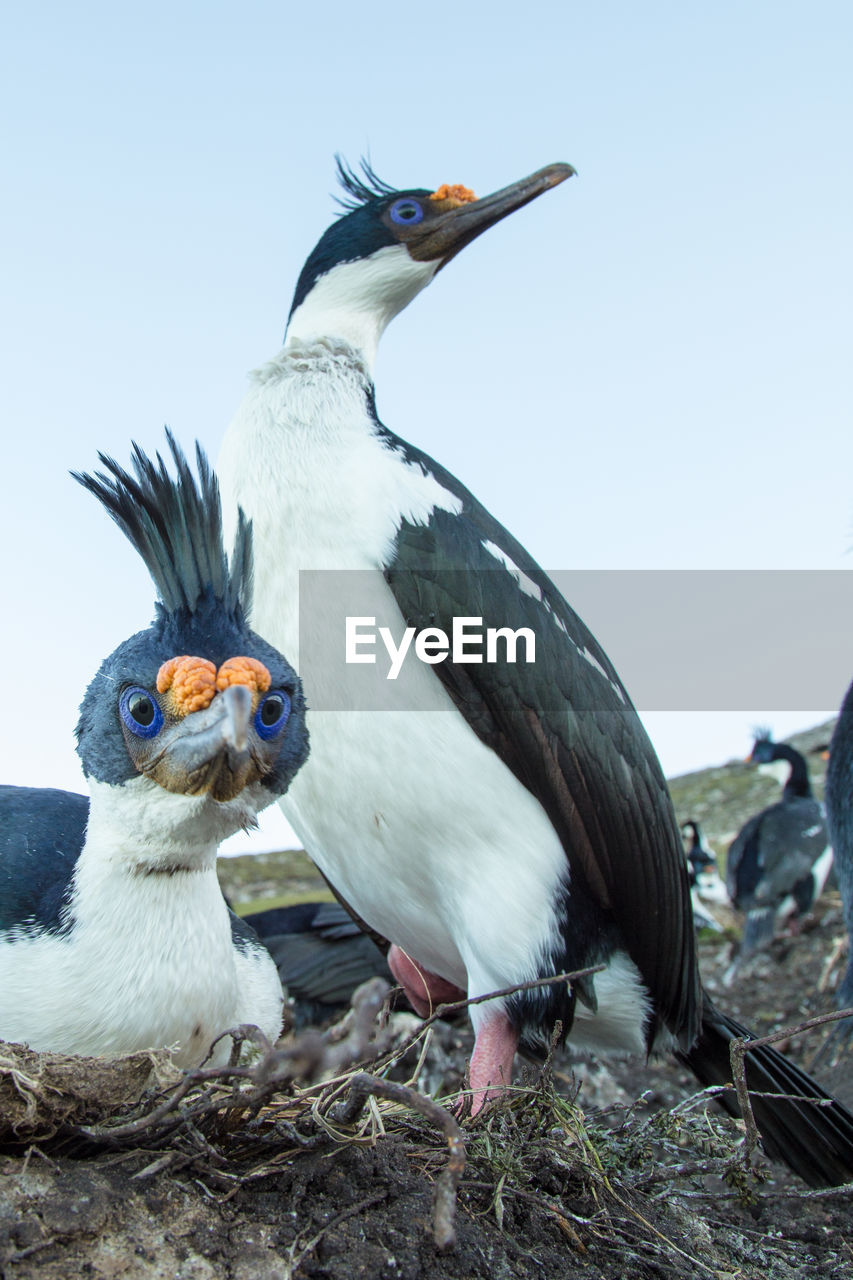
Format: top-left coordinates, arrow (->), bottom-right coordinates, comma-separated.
463,1011 -> 520,1117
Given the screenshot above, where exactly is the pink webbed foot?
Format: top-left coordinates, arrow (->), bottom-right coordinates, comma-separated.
466,1011 -> 519,1116
387,945 -> 466,1017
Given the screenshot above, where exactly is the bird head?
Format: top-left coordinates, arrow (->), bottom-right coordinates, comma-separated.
73,433 -> 309,844
749,728 -> 777,764
285,157 -> 575,366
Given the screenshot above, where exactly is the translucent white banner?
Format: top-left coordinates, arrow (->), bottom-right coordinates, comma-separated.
296,569 -> 852,713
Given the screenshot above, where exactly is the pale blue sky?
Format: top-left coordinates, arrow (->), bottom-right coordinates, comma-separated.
2,3 -> 851,851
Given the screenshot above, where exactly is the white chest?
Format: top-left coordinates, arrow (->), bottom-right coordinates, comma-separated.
218,345 -> 569,1002
0,861 -> 282,1065
219,342 -> 461,664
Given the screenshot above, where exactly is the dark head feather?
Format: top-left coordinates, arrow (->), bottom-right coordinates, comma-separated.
333,154 -> 397,212
72,429 -> 252,620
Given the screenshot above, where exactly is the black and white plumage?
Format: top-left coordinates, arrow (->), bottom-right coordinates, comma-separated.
825,687 -> 853,1047
726,733 -> 833,966
0,435 -> 308,1066
218,159 -> 853,1184
681,820 -> 725,933
683,819 -> 716,882
243,901 -> 392,1028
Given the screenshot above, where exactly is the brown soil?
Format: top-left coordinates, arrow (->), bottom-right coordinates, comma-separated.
1,894 -> 851,1280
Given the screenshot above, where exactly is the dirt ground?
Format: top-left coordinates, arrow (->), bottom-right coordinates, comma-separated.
1,885 -> 851,1280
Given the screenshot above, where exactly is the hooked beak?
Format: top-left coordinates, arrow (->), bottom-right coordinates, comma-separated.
144,684 -> 258,802
408,162 -> 575,269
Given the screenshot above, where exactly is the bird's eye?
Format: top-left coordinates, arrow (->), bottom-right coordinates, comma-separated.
389,198 -> 424,226
119,686 -> 164,739
255,690 -> 291,740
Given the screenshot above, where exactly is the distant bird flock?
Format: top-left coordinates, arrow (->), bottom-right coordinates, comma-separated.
1,158 -> 852,1187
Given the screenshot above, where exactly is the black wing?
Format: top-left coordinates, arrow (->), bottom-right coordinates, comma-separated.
0,786 -> 89,934
727,799 -> 827,909
245,901 -> 368,942
243,902 -> 391,1026
726,812 -> 764,904
749,799 -> 828,901
379,435 -> 699,1050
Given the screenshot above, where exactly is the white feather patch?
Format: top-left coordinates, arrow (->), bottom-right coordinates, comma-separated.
481,539 -> 542,600
286,247 -> 439,369
0,778 -> 283,1064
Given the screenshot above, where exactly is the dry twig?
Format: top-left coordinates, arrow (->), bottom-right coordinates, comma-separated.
331,1072 -> 466,1251
728,1006 -> 853,1168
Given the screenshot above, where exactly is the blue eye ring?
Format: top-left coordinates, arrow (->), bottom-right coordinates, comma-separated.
255,690 -> 291,740
119,686 -> 164,739
389,198 -> 424,226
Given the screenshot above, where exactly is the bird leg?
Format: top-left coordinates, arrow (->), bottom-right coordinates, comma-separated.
387,946 -> 518,1116
387,944 -> 466,1017
467,1012 -> 519,1115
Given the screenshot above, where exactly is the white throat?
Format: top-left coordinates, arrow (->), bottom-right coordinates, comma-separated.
84,775 -> 260,874
285,245 -> 439,370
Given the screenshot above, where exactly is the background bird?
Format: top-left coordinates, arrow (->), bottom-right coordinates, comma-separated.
0,434 -> 308,1066
681,820 -> 725,933
218,158 -> 853,1184
725,731 -> 833,976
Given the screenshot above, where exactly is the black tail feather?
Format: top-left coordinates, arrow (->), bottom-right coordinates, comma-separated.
262,930 -> 391,1008
242,902 -> 392,1026
678,999 -> 853,1187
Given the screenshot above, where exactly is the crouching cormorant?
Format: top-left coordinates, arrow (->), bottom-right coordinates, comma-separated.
0,434 -> 308,1066
726,732 -> 833,968
681,820 -> 725,933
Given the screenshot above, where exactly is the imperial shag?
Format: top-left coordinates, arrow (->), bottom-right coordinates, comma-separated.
218,159 -> 853,1184
0,435 -> 308,1066
726,732 -> 833,970
681,820 -> 725,933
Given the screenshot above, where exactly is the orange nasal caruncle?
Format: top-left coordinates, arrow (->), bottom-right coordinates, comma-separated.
215,656 -> 271,695
430,183 -> 476,207
156,655 -> 272,716
157,656 -> 217,715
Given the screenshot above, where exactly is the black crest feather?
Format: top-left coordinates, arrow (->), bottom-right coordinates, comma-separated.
72,429 -> 252,619
333,154 -> 397,211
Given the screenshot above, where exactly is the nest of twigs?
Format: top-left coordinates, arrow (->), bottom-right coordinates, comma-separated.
0,979 -> 466,1250
2,974 -> 851,1274
0,1043 -> 176,1141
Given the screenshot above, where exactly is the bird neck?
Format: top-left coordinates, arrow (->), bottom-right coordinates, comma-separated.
69,785 -> 232,973
772,744 -> 813,798
284,248 -> 439,371
82,777 -> 235,876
